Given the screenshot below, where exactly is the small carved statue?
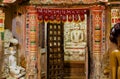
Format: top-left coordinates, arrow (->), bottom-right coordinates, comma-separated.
8,47 -> 25,79
109,23 -> 120,79
1,29 -> 25,79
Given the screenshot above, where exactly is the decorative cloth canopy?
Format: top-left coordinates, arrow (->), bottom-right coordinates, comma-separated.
37,8 -> 88,22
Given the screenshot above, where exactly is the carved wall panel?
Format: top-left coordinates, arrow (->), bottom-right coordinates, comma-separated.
64,14 -> 87,61
64,14 -> 87,79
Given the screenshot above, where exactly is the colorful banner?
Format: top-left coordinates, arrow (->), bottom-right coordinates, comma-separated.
111,9 -> 120,27
37,8 -> 87,22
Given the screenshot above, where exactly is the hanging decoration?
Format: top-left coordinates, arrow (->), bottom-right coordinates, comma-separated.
25,6 -> 39,79
37,8 -> 87,22
111,9 -> 120,27
90,6 -> 106,79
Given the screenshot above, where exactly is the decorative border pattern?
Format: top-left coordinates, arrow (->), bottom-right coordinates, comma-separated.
30,0 -> 108,4
25,6 -> 39,79
90,6 -> 106,79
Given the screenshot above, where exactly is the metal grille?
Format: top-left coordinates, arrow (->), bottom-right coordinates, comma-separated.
47,22 -> 64,79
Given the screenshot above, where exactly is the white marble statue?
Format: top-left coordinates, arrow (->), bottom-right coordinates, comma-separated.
1,29 -> 25,79
71,25 -> 84,43
7,47 -> 25,79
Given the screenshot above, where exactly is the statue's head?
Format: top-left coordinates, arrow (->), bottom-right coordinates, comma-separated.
110,23 -> 120,47
8,47 -> 16,55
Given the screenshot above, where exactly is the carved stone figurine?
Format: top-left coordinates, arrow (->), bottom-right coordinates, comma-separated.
1,29 -> 16,78
109,23 -> 120,79
7,47 -> 25,79
1,29 -> 25,79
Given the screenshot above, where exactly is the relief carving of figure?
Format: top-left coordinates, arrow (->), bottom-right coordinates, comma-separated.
71,30 -> 83,42
71,24 -> 84,43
